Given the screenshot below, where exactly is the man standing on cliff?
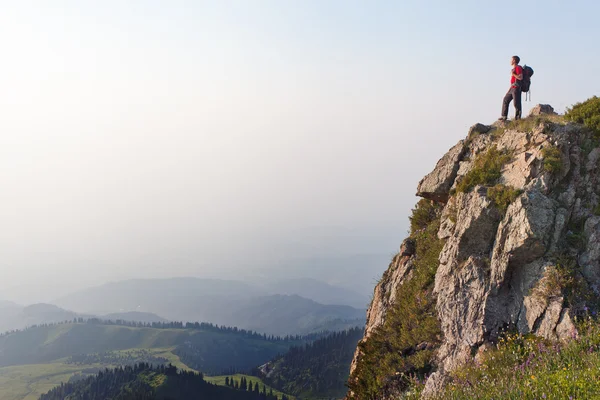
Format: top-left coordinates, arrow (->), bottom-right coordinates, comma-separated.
499,55 -> 523,121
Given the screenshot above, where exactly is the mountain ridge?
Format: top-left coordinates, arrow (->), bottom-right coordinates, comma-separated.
51,278 -> 366,335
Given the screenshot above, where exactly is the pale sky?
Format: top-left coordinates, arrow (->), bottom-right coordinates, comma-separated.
1,1 -> 599,303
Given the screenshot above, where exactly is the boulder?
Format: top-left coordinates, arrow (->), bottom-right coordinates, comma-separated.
529,104 -> 556,116
416,141 -> 465,202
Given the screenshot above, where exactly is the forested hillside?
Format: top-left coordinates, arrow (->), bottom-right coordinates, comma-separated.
39,363 -> 284,400
257,328 -> 363,399
0,320 -> 304,375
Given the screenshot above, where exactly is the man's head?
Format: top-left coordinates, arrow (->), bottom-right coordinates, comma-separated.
511,55 -> 520,66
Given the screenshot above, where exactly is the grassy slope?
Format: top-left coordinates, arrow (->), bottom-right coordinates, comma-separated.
0,342 -> 291,400
0,362 -> 103,400
0,347 -> 185,400
401,318 -> 600,399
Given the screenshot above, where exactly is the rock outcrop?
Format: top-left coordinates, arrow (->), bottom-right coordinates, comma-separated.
348,107 -> 600,399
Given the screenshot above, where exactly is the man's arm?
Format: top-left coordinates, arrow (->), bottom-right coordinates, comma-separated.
512,67 -> 523,80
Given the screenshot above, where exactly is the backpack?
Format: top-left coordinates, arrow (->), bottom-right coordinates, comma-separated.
521,65 -> 534,93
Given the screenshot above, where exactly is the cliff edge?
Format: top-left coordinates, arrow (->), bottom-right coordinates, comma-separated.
348,103 -> 600,399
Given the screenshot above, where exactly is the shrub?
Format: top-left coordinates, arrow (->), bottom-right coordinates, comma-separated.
541,145 -> 562,174
456,146 -> 512,193
409,199 -> 438,235
565,96 -> 600,136
486,184 -> 522,212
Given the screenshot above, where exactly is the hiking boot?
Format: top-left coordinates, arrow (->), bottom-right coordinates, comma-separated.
498,116 -> 507,121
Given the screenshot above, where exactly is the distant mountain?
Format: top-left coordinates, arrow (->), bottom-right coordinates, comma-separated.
102,311 -> 168,324
263,278 -> 370,309
0,303 -> 83,334
0,299 -> 21,309
53,278 -> 366,335
21,303 -> 80,321
53,277 -> 267,317
0,300 -> 22,333
222,294 -> 365,336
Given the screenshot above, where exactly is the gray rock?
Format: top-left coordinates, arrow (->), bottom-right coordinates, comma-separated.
400,238 -> 416,257
421,372 -> 449,399
586,148 -> 600,172
579,217 -> 600,293
416,141 -> 465,202
434,188 -> 501,372
529,104 -> 556,116
489,191 -> 556,289
522,265 -> 575,340
438,197 -> 458,239
468,123 -> 493,137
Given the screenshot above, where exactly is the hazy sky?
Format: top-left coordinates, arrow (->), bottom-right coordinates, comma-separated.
1,1 -> 599,303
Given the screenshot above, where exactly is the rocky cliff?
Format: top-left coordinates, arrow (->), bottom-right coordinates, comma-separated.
347,104 -> 600,399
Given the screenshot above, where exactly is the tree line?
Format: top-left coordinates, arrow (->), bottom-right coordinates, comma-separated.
223,376 -> 290,400
40,363 -> 284,400
0,318 -> 324,343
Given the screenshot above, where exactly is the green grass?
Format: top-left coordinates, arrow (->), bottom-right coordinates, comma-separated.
456,146 -> 513,193
487,184 -> 522,212
41,323 -> 73,346
508,115 -> 565,132
206,374 -> 292,400
408,317 -> 600,399
0,362 -> 101,400
541,145 -> 563,174
0,348 -> 191,400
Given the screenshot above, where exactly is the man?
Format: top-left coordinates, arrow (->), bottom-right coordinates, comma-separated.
499,55 -> 523,121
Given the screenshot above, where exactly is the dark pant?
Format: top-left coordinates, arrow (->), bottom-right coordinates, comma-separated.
502,87 -> 522,119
